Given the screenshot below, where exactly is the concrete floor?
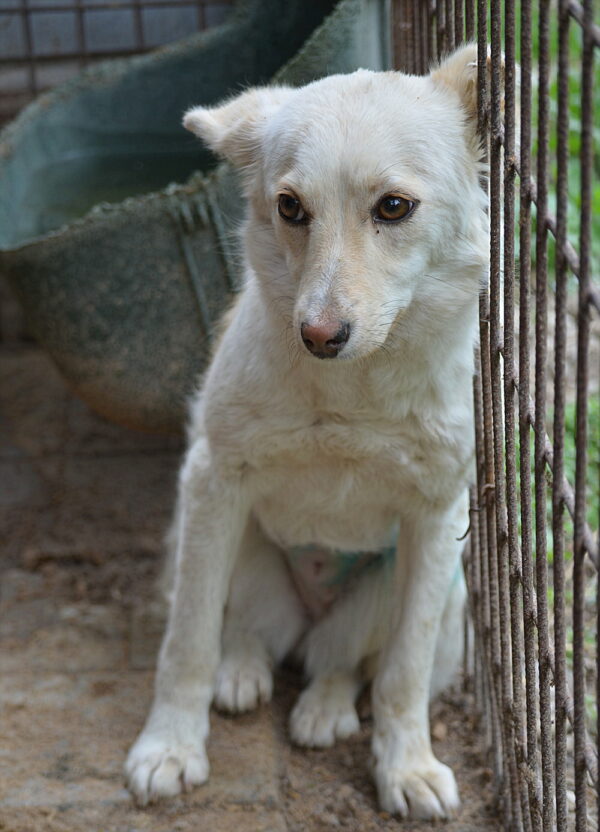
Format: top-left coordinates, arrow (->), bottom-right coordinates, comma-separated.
0,336 -> 500,832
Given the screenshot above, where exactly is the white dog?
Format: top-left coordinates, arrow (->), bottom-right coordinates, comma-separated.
126,44 -> 488,821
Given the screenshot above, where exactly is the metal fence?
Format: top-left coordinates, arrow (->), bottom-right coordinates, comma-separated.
0,0 -> 232,122
395,1 -> 599,830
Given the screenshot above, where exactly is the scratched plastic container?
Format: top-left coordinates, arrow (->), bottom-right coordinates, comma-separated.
0,0 -> 390,431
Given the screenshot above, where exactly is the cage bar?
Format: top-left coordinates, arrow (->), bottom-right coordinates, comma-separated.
553,1 -> 571,828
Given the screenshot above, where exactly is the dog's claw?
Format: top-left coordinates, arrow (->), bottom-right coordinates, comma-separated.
374,754 -> 460,820
126,706 -> 211,805
126,739 -> 209,805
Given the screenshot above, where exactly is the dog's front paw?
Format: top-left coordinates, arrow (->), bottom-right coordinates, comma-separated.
213,651 -> 272,713
373,745 -> 459,820
126,733 -> 209,805
290,673 -> 360,748
125,706 -> 210,805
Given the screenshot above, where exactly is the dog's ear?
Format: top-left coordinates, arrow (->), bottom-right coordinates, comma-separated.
430,43 -> 481,122
183,86 -> 295,168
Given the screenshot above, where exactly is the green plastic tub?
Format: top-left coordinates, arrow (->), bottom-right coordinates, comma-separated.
0,0 -> 390,431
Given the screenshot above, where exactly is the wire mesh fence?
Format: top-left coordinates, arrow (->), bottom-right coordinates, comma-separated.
0,0 -> 232,122
394,1 -> 599,829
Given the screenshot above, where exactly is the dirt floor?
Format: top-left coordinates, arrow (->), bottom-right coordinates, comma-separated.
0,333 -> 501,831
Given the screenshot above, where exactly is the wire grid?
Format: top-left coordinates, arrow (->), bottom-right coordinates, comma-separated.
0,0 -> 232,123
394,0 -> 599,829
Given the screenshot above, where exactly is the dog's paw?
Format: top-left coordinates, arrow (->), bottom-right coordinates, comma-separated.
373,749 -> 460,820
125,703 -> 211,806
213,652 -> 273,714
125,732 -> 209,806
290,674 -> 360,748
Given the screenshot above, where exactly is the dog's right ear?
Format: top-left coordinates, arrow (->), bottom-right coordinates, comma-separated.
430,43 -> 480,122
183,86 -> 295,168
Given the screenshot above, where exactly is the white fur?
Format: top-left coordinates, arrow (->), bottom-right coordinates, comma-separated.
126,45 -> 488,820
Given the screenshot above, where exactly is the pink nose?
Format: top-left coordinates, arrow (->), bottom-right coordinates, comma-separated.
300,321 -> 350,359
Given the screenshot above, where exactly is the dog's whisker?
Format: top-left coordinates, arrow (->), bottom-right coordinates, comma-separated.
421,273 -> 480,296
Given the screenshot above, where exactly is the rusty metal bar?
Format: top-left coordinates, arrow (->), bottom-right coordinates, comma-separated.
552,3 -> 571,828
572,2 -> 594,827
411,0 -> 421,74
422,0 -> 430,72
393,0 -> 412,73
473,355 -> 498,765
502,0 -> 531,824
517,0 -> 543,825
490,0 -> 520,821
476,0 -> 509,798
454,0 -> 463,46
445,0 -> 455,52
437,0 -> 446,59
426,0 -> 435,67
567,0 -> 600,47
533,4 -> 556,828
465,0 -> 475,42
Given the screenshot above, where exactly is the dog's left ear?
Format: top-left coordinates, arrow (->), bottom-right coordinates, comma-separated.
183,86 -> 295,168
430,43 -> 481,123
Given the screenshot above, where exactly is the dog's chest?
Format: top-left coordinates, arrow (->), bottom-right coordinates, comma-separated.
249,413 -> 468,552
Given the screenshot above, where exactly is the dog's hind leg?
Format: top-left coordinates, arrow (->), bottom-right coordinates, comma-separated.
290,669 -> 362,747
290,552 -> 466,749
430,566 -> 466,699
290,566 -> 391,748
214,516 -> 308,714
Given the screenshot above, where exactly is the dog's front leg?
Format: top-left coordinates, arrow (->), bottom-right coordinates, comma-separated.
126,437 -> 249,805
372,493 -> 467,821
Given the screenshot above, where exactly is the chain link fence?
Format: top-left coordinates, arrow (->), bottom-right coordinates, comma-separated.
394,1 -> 599,829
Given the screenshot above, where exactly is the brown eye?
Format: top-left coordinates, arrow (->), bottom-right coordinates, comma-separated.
375,194 -> 415,223
278,193 -> 306,223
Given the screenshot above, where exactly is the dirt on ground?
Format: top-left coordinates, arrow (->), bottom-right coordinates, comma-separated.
0,336 -> 501,832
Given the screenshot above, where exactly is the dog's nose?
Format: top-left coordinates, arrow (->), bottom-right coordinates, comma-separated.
300,321 -> 350,359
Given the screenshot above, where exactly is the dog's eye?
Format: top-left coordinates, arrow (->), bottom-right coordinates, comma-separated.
374,195 -> 415,223
278,193 -> 306,223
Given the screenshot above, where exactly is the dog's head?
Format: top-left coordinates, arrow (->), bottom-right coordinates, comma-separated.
184,45 -> 488,362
